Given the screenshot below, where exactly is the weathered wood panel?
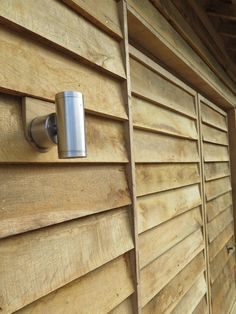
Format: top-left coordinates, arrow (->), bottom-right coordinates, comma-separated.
137,184 -> 201,233
0,208 -> 134,313
134,129 -> 199,163
130,58 -> 196,118
205,162 -> 230,181
205,176 -> 231,201
63,0 -> 123,39
132,96 -> 198,139
142,252 -> 205,314
204,143 -> 229,162
206,192 -> 232,222
210,237 -> 235,284
139,207 -> 202,268
15,255 -> 134,314
202,123 -> 228,145
109,297 -> 133,314
140,229 -> 204,307
0,94 -> 128,163
209,223 -> 234,262
0,0 -> 125,77
192,297 -> 208,314
0,164 -> 130,238
201,102 -> 227,131
208,207 -> 233,242
136,163 -> 200,196
0,27 -> 127,119
171,275 -> 207,314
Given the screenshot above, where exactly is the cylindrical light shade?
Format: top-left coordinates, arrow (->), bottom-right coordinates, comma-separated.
55,91 -> 86,159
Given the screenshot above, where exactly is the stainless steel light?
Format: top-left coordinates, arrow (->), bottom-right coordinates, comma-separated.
29,91 -> 87,159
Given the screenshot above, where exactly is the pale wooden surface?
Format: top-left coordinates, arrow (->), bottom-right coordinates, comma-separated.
63,0 -> 123,39
15,255 -> 134,314
0,28 -> 127,120
0,0 -> 125,78
0,208 -> 134,313
142,252 -> 205,314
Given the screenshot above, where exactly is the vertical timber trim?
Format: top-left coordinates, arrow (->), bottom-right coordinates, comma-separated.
118,1 -> 141,313
197,94 -> 212,314
227,108 -> 236,251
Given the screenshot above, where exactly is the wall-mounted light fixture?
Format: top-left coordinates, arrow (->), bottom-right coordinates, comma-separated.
25,91 -> 86,159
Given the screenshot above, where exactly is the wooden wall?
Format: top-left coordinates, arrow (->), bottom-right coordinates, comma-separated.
0,1 -> 236,313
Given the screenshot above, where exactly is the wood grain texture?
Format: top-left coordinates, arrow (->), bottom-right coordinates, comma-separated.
15,254 -> 134,314
136,163 -> 200,196
0,164 -> 130,238
63,0 -> 123,39
201,102 -> 227,131
171,275 -> 207,314
192,296 -> 208,314
202,123 -> 228,145
140,229 -> 204,307
130,58 -> 196,118
109,297 -> 133,314
0,28 -> 127,119
134,129 -> 199,163
142,252 -> 205,314
208,207 -> 234,242
205,162 -> 230,181
207,192 -> 232,222
139,207 -> 202,268
0,95 -> 128,163
205,176 -> 231,201
137,184 -> 201,233
209,223 -> 234,262
132,96 -> 198,139
127,0 -> 236,109
210,237 -> 235,284
0,0 -> 125,78
204,143 -> 229,162
0,208 -> 134,313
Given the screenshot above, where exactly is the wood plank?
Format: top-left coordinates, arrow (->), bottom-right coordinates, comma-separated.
171,275 -> 207,314
134,129 -> 199,163
208,207 -> 234,242
139,207 -> 202,268
142,252 -> 205,314
0,95 -> 128,163
192,296 -> 208,314
0,208 -> 134,313
209,223 -> 234,262
205,176 -> 232,201
132,96 -> 198,139
130,58 -> 196,118
205,162 -> 230,181
0,164 -> 131,238
204,143 -> 229,162
136,163 -> 200,196
0,27 -> 127,120
137,184 -> 202,233
210,237 -> 235,284
15,254 -> 134,314
63,0 -> 123,39
212,279 -> 236,314
127,0 -> 236,109
211,255 -> 235,299
140,229 -> 204,307
202,123 -> 228,145
207,192 -> 232,222
109,297 -> 133,314
201,102 -> 227,131
0,0 -> 125,78
207,2 -> 236,21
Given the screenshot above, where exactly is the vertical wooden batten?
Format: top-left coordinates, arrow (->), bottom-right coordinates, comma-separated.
118,1 -> 141,312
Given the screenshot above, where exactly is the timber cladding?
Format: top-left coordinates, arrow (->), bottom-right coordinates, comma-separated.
0,1 -> 235,314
